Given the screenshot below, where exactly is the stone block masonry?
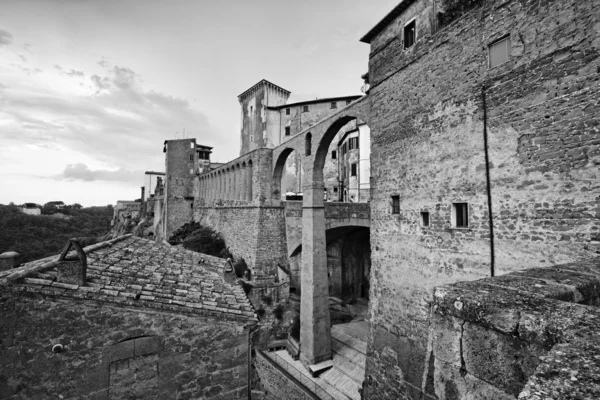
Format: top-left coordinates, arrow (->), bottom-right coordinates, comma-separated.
0,294 -> 249,400
363,0 -> 600,398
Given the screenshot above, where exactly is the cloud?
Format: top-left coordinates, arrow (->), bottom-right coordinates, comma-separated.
0,29 -> 12,46
60,163 -> 140,183
90,74 -> 111,91
66,69 -> 84,77
97,58 -> 109,68
0,62 -> 215,174
18,54 -> 27,62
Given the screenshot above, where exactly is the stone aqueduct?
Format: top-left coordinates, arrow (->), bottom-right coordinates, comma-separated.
193,96 -> 371,365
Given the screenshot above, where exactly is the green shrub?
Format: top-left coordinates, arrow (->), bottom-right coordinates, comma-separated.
169,222 -> 231,259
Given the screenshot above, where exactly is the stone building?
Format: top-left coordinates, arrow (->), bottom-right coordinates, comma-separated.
337,121 -> 371,203
20,203 -> 41,216
91,0 -> 600,397
0,235 -> 256,399
359,0 -> 600,398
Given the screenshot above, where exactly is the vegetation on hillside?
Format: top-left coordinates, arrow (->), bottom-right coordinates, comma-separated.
0,203 -> 113,264
168,222 -> 232,259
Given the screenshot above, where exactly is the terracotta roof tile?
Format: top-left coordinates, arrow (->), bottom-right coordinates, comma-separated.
1,235 -> 257,323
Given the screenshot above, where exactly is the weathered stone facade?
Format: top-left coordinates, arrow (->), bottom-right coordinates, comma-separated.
0,235 -> 256,399
361,0 -> 600,398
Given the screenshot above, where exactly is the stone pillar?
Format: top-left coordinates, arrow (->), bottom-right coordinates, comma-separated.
300,176 -> 332,366
226,170 -> 232,200
236,166 -> 243,200
241,165 -> 247,202
247,162 -> 254,202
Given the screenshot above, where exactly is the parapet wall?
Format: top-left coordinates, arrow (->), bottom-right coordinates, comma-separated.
422,258 -> 600,399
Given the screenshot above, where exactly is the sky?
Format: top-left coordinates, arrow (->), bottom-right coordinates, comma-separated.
0,0 -> 398,206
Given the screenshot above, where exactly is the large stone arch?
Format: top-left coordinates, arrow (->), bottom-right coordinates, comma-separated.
272,147 -> 297,200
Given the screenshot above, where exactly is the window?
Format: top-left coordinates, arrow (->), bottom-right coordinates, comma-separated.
489,36 -> 511,68
331,150 -> 337,159
351,163 -> 357,176
189,155 -> 194,161
391,196 -> 400,214
452,203 -> 469,228
348,137 -> 359,150
404,20 -> 416,49
286,108 -> 290,115
342,142 -> 347,155
303,105 -> 309,112
421,211 -> 430,227
190,142 -> 194,149
333,187 -> 338,193
330,102 -> 337,109
305,133 -> 312,156
285,127 -> 291,136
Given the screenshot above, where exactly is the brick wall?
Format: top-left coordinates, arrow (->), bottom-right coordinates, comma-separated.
365,0 -> 600,398
0,292 -> 249,399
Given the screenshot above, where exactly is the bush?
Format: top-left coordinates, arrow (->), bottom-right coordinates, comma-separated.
233,258 -> 248,278
169,222 -> 231,259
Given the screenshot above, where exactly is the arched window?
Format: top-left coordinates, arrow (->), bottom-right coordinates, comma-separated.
305,132 -> 312,156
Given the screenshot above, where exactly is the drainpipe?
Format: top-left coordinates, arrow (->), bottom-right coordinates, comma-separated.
481,86 -> 495,277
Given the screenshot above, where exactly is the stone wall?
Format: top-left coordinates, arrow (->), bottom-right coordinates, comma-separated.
194,205 -> 288,277
365,0 -> 600,398
254,351 -> 318,400
0,292 -> 249,399
427,258 -> 600,399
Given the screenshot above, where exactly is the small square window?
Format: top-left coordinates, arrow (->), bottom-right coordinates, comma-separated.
351,163 -> 357,176
489,36 -> 511,68
303,105 -> 309,112
189,155 -> 194,161
421,211 -> 430,227
404,20 -> 416,49
330,102 -> 337,109
332,150 -> 337,159
333,187 -> 338,193
286,108 -> 290,115
391,196 -> 400,214
452,203 -> 469,228
285,127 -> 291,136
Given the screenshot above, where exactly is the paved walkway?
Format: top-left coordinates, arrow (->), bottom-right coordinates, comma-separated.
268,320 -> 368,400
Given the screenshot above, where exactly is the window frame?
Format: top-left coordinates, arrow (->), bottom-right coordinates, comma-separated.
302,105 -> 309,113
403,18 -> 417,50
452,203 -> 469,228
330,101 -> 337,109
488,35 -> 511,69
285,126 -> 291,136
391,195 -> 400,215
351,163 -> 357,177
421,211 -> 430,227
286,108 -> 290,115
331,150 -> 337,159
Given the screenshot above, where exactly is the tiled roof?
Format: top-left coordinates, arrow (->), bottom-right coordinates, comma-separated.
0,235 -> 257,323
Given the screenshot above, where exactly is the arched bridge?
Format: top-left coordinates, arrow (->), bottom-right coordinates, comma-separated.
284,201 -> 370,257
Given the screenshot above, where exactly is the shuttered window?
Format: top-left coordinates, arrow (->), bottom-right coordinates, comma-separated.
489,36 -> 511,68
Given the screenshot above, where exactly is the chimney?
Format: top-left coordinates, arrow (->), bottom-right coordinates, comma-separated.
0,252 -> 20,271
56,239 -> 87,285
141,186 -> 145,202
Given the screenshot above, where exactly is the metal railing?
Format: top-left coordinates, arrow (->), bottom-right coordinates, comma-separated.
261,350 -> 341,400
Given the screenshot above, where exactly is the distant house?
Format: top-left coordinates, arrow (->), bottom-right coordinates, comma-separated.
45,201 -> 65,209
20,203 -> 41,216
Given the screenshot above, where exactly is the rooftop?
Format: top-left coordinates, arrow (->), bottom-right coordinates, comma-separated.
0,235 -> 257,323
267,95 -> 363,110
238,79 -> 291,101
360,0 -> 417,44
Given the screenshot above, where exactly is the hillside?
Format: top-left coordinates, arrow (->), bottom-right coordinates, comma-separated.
0,204 -> 113,264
